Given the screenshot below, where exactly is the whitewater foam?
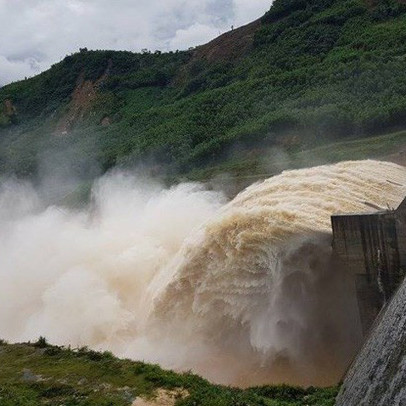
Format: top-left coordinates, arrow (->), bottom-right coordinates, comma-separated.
0,160 -> 405,386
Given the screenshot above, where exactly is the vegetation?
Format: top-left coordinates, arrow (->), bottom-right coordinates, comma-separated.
0,340 -> 338,406
1,0 -> 406,180
2,3 -> 403,403
184,129 -> 406,182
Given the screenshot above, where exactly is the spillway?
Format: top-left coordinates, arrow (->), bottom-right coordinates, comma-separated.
0,160 -> 405,387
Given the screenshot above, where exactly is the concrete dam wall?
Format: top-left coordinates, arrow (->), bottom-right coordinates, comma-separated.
334,197 -> 406,404
332,197 -> 406,334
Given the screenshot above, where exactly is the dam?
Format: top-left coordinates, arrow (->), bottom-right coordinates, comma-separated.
332,196 -> 406,335
1,160 -> 405,388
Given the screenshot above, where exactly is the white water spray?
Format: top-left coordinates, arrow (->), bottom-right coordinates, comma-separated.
0,160 -> 405,386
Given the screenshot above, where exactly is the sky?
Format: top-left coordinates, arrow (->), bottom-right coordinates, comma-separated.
0,0 -> 271,86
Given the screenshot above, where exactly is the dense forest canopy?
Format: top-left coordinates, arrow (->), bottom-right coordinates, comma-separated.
1,0 -> 406,180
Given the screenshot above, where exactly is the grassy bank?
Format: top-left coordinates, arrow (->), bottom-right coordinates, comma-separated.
0,340 -> 338,406
183,130 -> 406,183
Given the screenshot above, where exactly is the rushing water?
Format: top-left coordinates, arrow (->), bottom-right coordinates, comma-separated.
0,160 -> 405,387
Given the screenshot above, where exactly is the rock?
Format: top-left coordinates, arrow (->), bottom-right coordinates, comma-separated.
132,388 -> 189,406
21,369 -> 42,383
336,277 -> 406,405
77,378 -> 88,385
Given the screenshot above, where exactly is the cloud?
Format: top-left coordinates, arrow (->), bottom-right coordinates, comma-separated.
0,0 -> 271,86
169,23 -> 221,50
233,0 -> 273,26
0,56 -> 38,85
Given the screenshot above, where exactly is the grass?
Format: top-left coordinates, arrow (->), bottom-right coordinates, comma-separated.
183,130 -> 406,182
0,340 -> 338,406
49,129 -> 405,208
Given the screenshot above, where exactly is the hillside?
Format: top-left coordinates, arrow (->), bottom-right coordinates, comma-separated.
0,340 -> 338,406
1,0 -> 406,182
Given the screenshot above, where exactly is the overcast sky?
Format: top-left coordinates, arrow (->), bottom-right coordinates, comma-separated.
0,0 -> 271,86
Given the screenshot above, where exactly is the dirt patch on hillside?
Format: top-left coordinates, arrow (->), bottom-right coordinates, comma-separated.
4,99 -> 17,116
192,19 -> 261,64
132,389 -> 188,406
55,60 -> 112,135
101,116 -> 112,126
174,19 -> 261,85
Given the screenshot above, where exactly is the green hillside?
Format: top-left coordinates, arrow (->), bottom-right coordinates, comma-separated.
1,0 -> 406,180
0,340 -> 337,406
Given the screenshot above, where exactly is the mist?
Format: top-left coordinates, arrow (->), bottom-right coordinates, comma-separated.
0,160 -> 405,387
